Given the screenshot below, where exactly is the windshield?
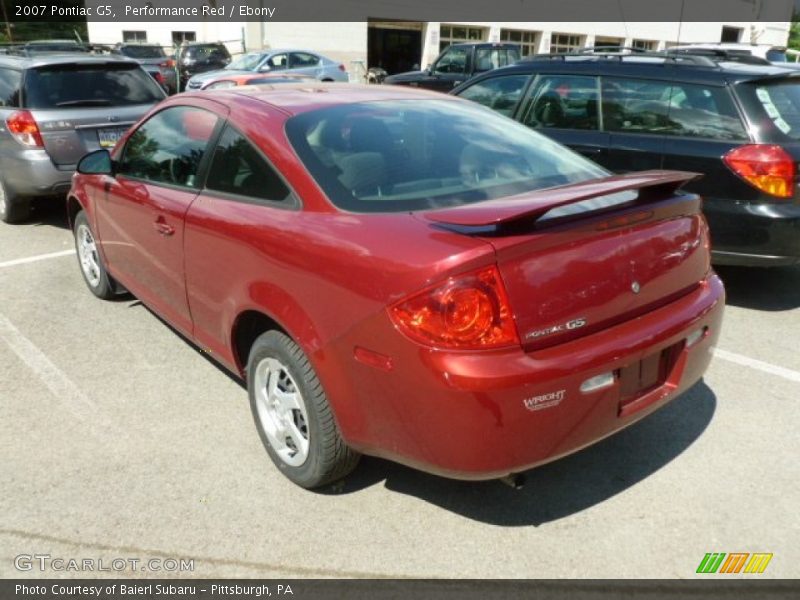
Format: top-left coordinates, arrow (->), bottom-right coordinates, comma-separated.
227,53 -> 263,71
120,46 -> 165,59
24,64 -> 165,109
285,99 -> 607,213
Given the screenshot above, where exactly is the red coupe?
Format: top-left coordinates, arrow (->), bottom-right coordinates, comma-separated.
68,84 -> 724,489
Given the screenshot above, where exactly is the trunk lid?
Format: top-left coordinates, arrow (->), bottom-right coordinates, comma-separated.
423,171 -> 710,350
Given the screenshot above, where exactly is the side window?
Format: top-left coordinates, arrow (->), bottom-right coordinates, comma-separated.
119,106 -> 219,188
602,78 -> 672,133
521,75 -> 599,130
474,48 -> 519,73
458,75 -> 530,117
205,126 -> 291,203
664,83 -> 747,140
0,68 -> 21,107
267,54 -> 288,71
290,53 -> 320,68
434,47 -> 468,75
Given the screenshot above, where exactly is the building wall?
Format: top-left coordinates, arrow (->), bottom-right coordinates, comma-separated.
86,19 -> 792,81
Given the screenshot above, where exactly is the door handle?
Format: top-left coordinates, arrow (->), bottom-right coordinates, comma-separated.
154,217 -> 175,236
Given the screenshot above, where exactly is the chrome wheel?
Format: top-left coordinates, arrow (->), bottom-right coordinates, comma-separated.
76,223 -> 101,288
253,357 -> 310,467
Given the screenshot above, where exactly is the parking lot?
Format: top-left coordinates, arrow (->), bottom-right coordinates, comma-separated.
0,205 -> 798,579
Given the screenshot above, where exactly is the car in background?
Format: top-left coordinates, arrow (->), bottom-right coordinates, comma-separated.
0,54 -> 166,223
185,49 -> 348,90
67,84 -> 723,488
452,51 -> 800,266
668,43 -> 793,67
383,42 -> 521,92
196,72 -> 317,90
175,42 -> 232,92
113,43 -> 177,94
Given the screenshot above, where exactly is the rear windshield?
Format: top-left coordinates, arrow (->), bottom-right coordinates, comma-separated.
747,81 -> 800,139
23,64 -> 164,109
285,99 -> 607,213
119,46 -> 165,59
766,49 -> 786,62
185,45 -> 230,60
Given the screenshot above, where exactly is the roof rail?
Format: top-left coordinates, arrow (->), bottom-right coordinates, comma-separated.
664,47 -> 771,65
574,46 -> 647,55
525,52 -> 717,67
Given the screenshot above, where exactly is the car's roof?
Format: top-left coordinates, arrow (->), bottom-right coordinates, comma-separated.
0,53 -> 139,68
205,83 -> 456,115
448,42 -> 519,48
492,55 -> 799,85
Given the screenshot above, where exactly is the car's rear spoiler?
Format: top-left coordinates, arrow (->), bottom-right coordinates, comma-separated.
423,170 -> 701,227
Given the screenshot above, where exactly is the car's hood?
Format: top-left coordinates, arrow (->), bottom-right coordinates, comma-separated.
383,70 -> 427,84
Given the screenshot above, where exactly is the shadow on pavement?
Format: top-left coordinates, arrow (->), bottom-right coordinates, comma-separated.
329,380 -> 716,527
716,265 -> 800,311
29,202 -> 71,230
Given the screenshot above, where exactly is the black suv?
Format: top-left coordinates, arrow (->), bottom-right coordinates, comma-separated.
175,42 -> 231,92
384,42 -> 520,93
452,52 -> 800,266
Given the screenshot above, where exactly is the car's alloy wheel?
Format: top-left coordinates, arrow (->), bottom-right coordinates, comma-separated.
253,357 -> 311,467
76,222 -> 101,289
247,330 -> 360,488
72,211 -> 116,299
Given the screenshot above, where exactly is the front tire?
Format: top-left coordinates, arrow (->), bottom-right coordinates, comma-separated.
73,211 -> 116,299
248,331 -> 360,489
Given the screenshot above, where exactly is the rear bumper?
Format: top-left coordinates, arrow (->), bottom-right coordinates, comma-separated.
325,273 -> 725,480
2,149 -> 72,198
704,197 -> 800,266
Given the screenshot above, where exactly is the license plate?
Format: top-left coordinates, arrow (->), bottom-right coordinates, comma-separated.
97,128 -> 127,148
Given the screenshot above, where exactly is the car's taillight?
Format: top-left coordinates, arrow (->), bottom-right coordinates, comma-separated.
160,59 -> 175,69
723,144 -> 795,199
154,72 -> 165,84
338,64 -> 346,72
6,110 -> 43,148
389,266 -> 519,350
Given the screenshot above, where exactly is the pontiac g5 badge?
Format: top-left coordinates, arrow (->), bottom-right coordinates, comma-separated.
525,317 -> 587,340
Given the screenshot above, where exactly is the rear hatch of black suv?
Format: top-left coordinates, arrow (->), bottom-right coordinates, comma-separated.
22,58 -> 165,168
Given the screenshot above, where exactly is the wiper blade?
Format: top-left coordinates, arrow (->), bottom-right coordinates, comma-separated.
54,99 -> 112,107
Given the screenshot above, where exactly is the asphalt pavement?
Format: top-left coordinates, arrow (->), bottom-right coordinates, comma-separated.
1,205 -> 798,579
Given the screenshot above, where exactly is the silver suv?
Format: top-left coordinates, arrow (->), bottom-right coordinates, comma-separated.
0,53 -> 166,223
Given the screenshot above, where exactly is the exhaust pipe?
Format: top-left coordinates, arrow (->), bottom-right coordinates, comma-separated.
499,473 -> 526,490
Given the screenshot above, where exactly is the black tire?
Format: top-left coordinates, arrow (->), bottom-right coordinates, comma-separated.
248,330 -> 360,489
73,211 -> 116,299
0,179 -> 30,224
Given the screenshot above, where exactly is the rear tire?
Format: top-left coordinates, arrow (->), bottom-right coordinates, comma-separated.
248,330 -> 360,489
73,211 -> 116,299
0,179 -> 30,224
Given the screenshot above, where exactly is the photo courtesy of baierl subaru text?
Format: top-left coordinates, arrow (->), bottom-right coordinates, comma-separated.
0,0 -> 798,598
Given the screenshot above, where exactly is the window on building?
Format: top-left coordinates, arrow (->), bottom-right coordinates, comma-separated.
122,31 -> 147,43
632,39 -> 657,52
721,26 -> 743,43
439,25 -> 486,52
550,34 -> 584,54
594,36 -> 623,51
521,74 -> 599,130
172,31 -> 197,45
500,28 -> 539,57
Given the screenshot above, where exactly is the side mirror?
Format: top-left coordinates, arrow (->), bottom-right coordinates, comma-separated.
77,149 -> 113,176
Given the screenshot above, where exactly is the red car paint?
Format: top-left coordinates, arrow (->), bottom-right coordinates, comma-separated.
68,84 -> 724,480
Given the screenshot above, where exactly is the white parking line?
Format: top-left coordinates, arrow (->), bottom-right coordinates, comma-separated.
0,312 -> 123,437
714,348 -> 800,384
0,249 -> 75,269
